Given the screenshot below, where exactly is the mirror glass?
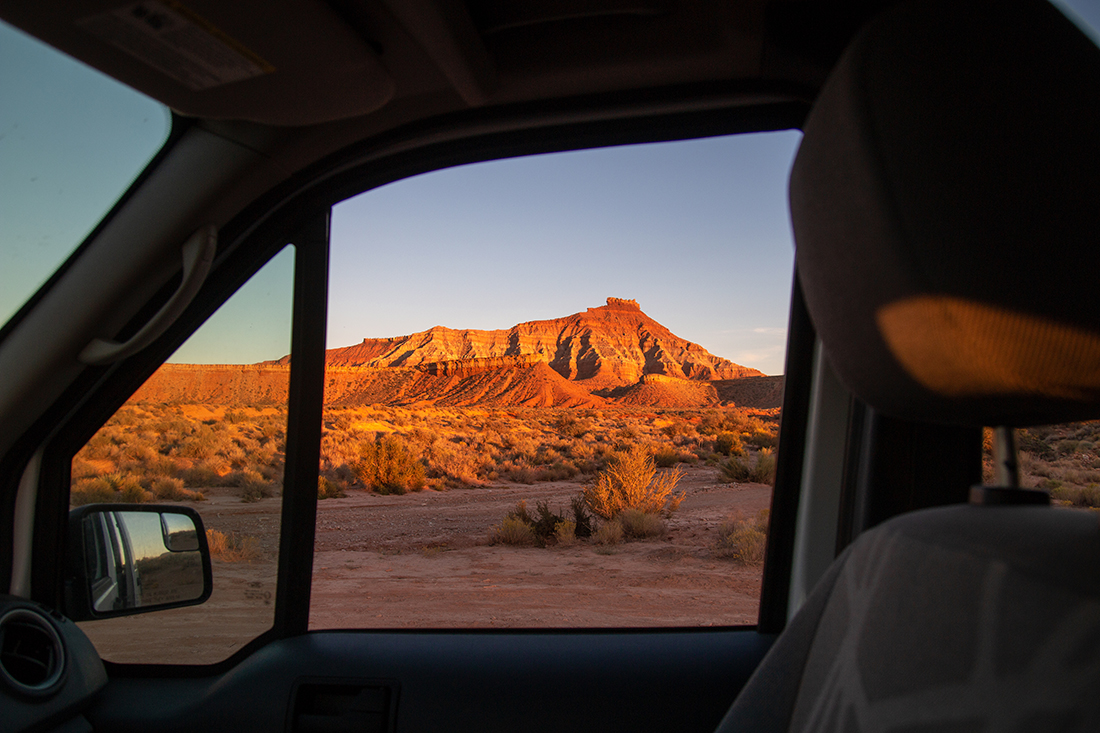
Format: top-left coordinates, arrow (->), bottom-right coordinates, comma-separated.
82,510 -> 205,613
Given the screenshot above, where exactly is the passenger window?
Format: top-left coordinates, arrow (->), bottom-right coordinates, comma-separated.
1004,422 -> 1100,509
310,131 -> 800,628
71,247 -> 294,664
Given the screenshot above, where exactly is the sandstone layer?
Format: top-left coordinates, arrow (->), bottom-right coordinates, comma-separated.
141,299 -> 779,409
272,298 -> 762,389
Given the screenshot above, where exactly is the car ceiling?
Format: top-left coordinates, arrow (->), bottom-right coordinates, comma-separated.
2,1 -> 891,148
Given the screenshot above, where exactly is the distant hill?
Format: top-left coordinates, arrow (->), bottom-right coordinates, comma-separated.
137,299 -> 781,409
271,297 -> 761,388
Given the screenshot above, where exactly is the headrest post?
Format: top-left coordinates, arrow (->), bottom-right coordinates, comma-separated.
993,426 -> 1019,488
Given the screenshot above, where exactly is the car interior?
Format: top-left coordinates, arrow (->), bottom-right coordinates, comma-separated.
1,0 -> 1098,731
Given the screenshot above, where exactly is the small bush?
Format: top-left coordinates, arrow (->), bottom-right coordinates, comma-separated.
151,477 -> 204,502
179,463 -> 222,488
229,469 -> 276,502
653,445 -> 680,468
592,520 -> 624,545
70,477 -> 116,506
712,510 -> 769,564
715,432 -> 744,456
570,495 -> 595,539
489,516 -> 536,546
618,508 -> 666,539
1050,483 -> 1100,508
554,520 -> 577,546
719,449 -> 776,485
206,529 -> 260,562
583,446 -> 684,520
318,475 -> 347,499
355,435 -> 426,494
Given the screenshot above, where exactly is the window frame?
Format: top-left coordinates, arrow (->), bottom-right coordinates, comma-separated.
29,96 -> 813,673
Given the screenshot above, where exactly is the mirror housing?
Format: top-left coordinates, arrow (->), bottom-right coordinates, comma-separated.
64,505 -> 212,621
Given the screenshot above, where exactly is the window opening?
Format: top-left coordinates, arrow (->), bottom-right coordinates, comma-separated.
0,20 -> 171,327
308,131 -> 800,629
71,246 -> 294,664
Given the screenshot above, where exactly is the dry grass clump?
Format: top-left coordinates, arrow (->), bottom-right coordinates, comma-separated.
652,445 -> 680,468
583,446 -> 684,520
1050,483 -> 1100,508
353,435 -> 426,495
591,520 -> 624,545
712,509 -> 770,564
719,448 -> 776,485
489,516 -> 537,546
70,472 -> 152,505
714,431 -> 744,456
150,477 -> 205,502
206,529 -> 261,562
490,498 -> 595,547
229,469 -> 278,502
71,405 -> 288,506
617,508 -> 666,539
317,475 -> 347,499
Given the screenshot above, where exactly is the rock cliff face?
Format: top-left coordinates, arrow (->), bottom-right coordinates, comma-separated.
144,299 -> 776,409
289,298 -> 762,388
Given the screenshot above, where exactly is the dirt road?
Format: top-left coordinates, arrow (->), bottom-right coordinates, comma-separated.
80,466 -> 771,664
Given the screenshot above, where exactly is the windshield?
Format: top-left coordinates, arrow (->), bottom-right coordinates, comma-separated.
0,20 -> 171,329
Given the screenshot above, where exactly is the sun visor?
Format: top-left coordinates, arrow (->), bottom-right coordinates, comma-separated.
10,1 -> 395,126
790,0 -> 1100,426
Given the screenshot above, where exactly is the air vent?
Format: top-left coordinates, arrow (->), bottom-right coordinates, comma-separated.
0,608 -> 65,696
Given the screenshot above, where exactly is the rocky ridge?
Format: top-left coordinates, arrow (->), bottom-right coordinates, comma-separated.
138,299 -> 779,409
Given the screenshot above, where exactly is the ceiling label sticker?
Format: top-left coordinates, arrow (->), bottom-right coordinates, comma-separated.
79,1 -> 274,91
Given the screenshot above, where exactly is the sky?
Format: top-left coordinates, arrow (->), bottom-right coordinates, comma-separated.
2,0 -> 1098,377
327,133 -> 800,375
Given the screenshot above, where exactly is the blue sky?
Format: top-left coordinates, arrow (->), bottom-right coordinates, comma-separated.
327,133 -> 800,375
3,0 -> 1097,377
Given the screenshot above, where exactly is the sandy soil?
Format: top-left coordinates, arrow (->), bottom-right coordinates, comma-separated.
79,466 -> 770,665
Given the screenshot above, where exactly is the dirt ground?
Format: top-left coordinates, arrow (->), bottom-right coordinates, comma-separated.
79,466 -> 770,665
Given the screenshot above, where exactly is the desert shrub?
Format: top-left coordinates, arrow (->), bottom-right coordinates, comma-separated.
1050,483 -> 1100,508
653,445 -> 680,468
618,508 -> 666,539
229,469 -> 276,502
489,516 -> 536,546
712,510 -> 769,564
554,520 -> 577,546
71,457 -> 100,480
535,460 -> 578,482
592,520 -> 624,545
570,495 -> 595,539
427,439 -> 482,486
503,462 -> 538,484
582,446 -> 684,520
317,475 -> 347,499
754,449 -> 777,485
70,477 -> 116,506
117,481 -> 152,503
556,414 -> 591,438
151,477 -> 204,502
531,501 -> 567,541
355,435 -> 426,494
719,449 -> 776,485
715,431 -> 744,456
206,529 -> 260,562
719,455 -> 753,482
179,463 -> 222,488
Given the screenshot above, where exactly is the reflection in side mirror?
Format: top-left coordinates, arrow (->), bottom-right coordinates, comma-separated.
65,505 -> 212,621
162,512 -> 199,552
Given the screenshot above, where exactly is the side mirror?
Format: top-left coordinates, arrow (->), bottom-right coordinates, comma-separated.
65,505 -> 212,621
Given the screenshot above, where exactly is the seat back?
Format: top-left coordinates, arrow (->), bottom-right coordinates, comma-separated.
719,0 -> 1100,730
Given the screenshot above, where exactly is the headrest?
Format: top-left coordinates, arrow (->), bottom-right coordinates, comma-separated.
790,0 -> 1100,426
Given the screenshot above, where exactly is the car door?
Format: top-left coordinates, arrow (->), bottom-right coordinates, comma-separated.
3,117 -> 822,733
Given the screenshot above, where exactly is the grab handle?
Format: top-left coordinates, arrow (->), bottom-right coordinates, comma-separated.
79,224 -> 217,365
